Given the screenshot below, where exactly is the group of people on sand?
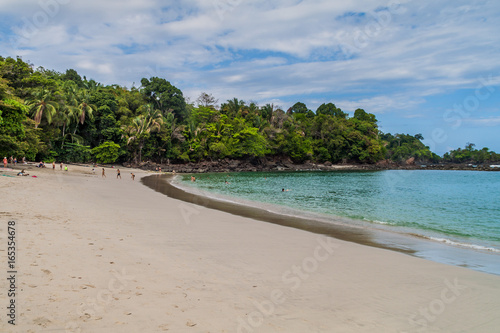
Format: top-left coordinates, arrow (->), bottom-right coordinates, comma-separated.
3,156 -> 25,167
4,157 -> 139,181
28,160 -> 68,171
3,156 -> 26,168
101,167 -> 135,180
3,156 -> 68,175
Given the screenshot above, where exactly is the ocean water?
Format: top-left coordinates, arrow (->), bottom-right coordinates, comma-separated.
175,170 -> 500,264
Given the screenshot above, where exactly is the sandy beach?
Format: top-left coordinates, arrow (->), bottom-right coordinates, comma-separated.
1,164 -> 500,332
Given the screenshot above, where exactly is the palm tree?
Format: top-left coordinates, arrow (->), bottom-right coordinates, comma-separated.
223,98 -> 245,117
62,80 -> 78,106
123,104 -> 163,163
28,88 -> 58,128
260,104 -> 274,122
59,103 -> 76,140
57,81 -> 79,140
82,79 -> 102,94
74,88 -> 96,132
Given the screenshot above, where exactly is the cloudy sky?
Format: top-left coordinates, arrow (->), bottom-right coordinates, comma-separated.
1,0 -> 499,154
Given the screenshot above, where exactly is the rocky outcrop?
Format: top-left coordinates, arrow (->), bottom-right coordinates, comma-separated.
122,158 -> 500,173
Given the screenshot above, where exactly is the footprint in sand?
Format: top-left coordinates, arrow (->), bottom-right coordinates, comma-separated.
33,316 -> 52,327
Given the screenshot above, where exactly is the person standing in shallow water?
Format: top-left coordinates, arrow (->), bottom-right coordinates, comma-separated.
117,168 -> 121,179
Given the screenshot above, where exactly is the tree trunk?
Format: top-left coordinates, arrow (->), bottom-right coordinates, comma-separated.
61,123 -> 66,148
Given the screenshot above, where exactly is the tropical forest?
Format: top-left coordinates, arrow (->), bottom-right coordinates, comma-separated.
1,56 -> 498,166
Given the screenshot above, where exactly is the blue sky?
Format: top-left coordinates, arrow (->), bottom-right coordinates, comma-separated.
1,0 -> 499,155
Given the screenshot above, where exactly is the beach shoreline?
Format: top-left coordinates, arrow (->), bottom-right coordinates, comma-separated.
142,174 -> 415,255
149,173 -> 500,276
1,165 -> 500,332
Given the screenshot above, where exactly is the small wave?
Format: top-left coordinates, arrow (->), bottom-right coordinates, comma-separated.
369,219 -> 391,225
427,236 -> 500,253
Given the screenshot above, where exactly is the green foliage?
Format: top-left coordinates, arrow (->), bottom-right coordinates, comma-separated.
443,143 -> 499,163
353,108 -> 377,123
283,132 -> 313,162
63,69 -> 83,87
21,119 -> 47,160
2,98 -> 27,137
316,103 -> 347,118
140,77 -> 186,121
4,54 -> 482,167
0,95 -> 30,158
92,141 -> 121,163
382,133 -> 438,163
232,127 -> 269,158
57,142 -> 91,163
290,102 -> 308,114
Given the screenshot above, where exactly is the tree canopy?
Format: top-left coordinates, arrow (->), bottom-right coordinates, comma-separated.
1,55 -> 497,165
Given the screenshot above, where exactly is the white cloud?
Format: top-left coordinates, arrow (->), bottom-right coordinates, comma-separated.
1,0 -> 500,114
463,117 -> 500,127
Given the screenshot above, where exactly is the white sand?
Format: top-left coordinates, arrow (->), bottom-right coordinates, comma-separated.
1,164 -> 499,332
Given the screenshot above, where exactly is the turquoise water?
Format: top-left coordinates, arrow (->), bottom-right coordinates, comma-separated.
177,170 -> 500,254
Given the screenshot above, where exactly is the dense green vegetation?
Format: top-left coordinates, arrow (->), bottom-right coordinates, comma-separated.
443,143 -> 500,164
0,56 -> 497,165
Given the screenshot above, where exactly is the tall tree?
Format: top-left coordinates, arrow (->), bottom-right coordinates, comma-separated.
27,87 -> 58,128
196,92 -> 218,109
221,98 -> 245,117
289,102 -> 308,114
74,88 -> 95,130
140,77 -> 186,121
316,103 -> 347,118
123,104 -> 163,163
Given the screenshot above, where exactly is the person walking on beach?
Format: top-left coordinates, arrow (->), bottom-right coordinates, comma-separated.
102,168 -> 106,178
52,161 -> 56,170
60,162 -> 63,170
117,168 -> 121,179
3,157 -> 7,168
131,173 -> 135,181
